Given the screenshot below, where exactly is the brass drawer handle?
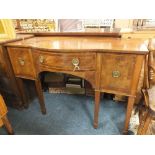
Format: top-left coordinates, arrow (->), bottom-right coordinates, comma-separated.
112,70 -> 121,78
18,57 -> 25,66
39,56 -> 44,64
72,58 -> 80,71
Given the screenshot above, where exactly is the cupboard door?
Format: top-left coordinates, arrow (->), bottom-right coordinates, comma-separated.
7,47 -> 36,79
100,53 -> 138,94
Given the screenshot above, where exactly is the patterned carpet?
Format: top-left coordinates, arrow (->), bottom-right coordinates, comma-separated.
0,92 -> 126,135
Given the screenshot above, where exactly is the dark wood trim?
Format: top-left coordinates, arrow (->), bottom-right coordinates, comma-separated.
16,32 -> 121,38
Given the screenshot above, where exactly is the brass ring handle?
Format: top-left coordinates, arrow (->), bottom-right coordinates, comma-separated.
112,70 -> 121,78
72,58 -> 80,71
39,56 -> 44,64
18,57 -> 25,66
73,65 -> 80,71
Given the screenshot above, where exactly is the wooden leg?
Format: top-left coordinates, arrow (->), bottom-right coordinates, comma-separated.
2,115 -> 14,135
35,78 -> 46,114
94,90 -> 101,128
123,96 -> 135,134
16,78 -> 29,108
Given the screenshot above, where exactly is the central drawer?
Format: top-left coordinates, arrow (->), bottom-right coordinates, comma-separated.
32,50 -> 96,72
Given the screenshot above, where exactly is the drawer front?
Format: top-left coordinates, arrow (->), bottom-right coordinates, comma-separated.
100,53 -> 137,94
7,47 -> 36,79
33,50 -> 96,72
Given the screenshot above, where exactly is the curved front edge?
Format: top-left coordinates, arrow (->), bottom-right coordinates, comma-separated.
36,69 -> 96,89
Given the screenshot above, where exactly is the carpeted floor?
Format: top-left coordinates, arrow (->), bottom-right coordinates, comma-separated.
0,92 -> 126,135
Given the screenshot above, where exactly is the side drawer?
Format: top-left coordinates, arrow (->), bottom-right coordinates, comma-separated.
100,53 -> 137,94
32,50 -> 96,72
7,47 -> 36,79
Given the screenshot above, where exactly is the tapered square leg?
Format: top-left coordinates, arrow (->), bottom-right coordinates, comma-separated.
123,96 -> 135,134
94,90 -> 101,129
35,78 -> 46,114
16,78 -> 29,108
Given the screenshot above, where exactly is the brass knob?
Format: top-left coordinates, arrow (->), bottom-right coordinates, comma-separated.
39,56 -> 44,63
18,57 -> 25,66
112,70 -> 121,78
72,58 -> 80,71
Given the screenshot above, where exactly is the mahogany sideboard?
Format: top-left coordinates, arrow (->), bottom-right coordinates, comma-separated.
4,35 -> 149,134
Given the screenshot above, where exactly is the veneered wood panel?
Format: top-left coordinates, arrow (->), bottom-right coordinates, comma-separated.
7,47 -> 36,79
100,53 -> 137,94
32,50 -> 96,72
